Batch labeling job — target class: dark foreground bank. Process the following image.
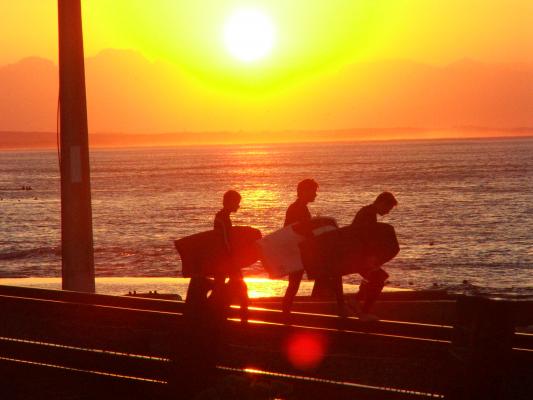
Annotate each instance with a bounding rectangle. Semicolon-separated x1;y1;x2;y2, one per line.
0;285;531;399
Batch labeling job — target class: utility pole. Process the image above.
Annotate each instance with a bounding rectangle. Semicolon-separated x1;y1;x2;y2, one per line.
58;0;95;292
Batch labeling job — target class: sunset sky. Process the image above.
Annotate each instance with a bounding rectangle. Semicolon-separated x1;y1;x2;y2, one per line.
1;0;532;143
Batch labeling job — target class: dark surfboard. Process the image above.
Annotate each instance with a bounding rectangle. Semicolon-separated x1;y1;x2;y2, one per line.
174;226;262;277
301;222;399;279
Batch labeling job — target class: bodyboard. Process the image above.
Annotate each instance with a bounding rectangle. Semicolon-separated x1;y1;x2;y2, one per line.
301;222;399;278
257;217;338;278
174;226;262;277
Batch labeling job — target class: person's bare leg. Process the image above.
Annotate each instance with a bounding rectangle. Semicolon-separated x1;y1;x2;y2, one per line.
361;281;385;313
311;276;333;298
359;268;388;320
282;270;304;315
211;274;226;303
356;279;369;308
331;275;351;317
236;278;249;324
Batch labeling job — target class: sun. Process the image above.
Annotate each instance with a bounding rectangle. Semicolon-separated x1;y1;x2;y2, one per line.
223;8;276;63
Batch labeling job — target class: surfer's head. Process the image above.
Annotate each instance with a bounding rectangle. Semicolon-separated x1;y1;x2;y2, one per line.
223;190;241;212
374;191;397;216
297;179;318;203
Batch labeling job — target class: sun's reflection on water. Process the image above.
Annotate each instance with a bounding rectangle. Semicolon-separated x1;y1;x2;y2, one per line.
0;276;404;299
244;277;287;298
239;188;281;208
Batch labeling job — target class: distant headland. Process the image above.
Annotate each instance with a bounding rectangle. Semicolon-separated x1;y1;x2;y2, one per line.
1;127;532;150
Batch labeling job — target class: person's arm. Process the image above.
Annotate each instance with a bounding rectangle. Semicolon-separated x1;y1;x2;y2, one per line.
284;203;297;227
214;213;242;276
351;205;380;270
214;215;232;255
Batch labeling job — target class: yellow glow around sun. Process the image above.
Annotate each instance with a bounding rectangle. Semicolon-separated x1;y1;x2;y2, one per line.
223;8;276;63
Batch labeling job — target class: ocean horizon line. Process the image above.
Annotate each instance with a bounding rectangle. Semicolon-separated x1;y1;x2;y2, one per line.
1;128;532;151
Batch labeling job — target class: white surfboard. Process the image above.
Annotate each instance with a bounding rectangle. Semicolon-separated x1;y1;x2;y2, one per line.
258;217;337;278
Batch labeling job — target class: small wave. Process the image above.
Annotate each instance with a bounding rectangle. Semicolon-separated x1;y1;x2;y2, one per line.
0;186;33;191
0;246;60;260
437;282;533;299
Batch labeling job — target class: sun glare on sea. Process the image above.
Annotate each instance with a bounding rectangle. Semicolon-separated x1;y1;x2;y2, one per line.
223;8;276;63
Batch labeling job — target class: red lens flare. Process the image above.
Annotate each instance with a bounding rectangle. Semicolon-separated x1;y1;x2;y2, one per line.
285;332;328;370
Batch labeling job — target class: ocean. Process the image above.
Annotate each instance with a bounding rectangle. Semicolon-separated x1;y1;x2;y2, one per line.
1;137;532;297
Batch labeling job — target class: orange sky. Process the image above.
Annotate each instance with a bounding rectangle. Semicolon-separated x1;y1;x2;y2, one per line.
0;1;532;144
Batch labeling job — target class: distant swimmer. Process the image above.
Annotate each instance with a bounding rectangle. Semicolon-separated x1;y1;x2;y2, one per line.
349;191;398;321
282;179;349;318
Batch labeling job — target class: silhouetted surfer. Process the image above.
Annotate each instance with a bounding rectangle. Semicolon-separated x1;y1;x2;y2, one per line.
282;179;348;318
175;190;257;393
213;190;249;324
350;192;398;321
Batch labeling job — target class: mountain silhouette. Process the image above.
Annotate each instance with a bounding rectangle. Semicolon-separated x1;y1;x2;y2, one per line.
0;49;531;142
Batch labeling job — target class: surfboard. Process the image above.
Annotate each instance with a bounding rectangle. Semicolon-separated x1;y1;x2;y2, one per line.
174;226;262;278
301;222;399;279
257;217;337;278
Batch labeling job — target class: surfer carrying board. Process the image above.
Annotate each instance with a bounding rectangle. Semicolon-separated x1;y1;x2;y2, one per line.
282;179;348;318
350;191;398;321
212;190;249;324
